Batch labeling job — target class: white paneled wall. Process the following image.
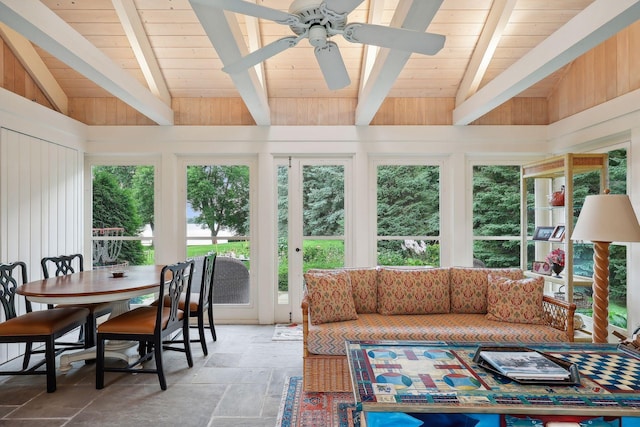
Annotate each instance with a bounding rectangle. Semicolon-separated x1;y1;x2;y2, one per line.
0;127;82;364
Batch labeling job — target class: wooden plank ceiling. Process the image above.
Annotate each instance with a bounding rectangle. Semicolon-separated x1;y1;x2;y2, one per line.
1;0;639;126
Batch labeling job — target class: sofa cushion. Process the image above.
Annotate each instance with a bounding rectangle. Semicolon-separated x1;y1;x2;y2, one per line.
304;270;359;325
306;313;568;356
450;267;524;313
377;267;450;315
307;268;378;314
345;268;378;313
486;275;545;324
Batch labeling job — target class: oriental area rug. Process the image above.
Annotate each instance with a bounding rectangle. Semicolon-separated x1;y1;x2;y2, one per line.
276;376;358;427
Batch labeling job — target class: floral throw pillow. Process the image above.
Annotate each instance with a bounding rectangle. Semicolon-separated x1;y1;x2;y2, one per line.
377;268;450;315
450;267;524;314
304;270;359;325
345;268;378;313
486;275;545;324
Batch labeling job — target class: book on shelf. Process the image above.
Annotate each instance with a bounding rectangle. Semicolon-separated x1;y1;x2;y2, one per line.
472;346;580;385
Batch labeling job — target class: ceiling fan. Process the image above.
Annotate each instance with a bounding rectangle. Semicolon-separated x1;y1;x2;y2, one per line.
209;0;445;90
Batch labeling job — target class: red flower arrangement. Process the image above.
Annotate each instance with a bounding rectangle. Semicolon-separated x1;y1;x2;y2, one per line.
545;248;565;267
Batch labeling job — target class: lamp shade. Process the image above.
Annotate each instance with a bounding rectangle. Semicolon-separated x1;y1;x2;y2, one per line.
571;194;640;243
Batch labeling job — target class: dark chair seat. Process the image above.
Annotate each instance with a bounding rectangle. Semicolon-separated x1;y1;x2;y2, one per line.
41;254;114;349
155;253;217;355
0;261;90;393
0;308;90;336
99;306;182;334
96;260;194;391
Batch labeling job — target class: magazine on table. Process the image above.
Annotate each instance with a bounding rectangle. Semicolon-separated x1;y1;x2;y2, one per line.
472;346;580;385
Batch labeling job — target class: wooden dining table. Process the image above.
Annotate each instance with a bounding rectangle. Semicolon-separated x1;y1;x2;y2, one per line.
17;265;164;371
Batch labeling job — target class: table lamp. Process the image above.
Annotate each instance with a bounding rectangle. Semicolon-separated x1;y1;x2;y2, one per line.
571;191;640;343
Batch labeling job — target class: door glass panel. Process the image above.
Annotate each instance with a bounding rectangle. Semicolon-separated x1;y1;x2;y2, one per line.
302;165;345;271
277;165;289;304
276;162;346;322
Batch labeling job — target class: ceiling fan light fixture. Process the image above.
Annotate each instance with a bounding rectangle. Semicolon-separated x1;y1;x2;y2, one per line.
308;25;327;47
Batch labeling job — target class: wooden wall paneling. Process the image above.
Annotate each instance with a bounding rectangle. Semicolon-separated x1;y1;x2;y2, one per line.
172;98;253;125
593;41;608;106
617;27;630;96
1;40;54;111
69;97;156;125
3;43;15;92
630;23;640;91
583;49;595;108
547;21;640;122
604;37;618;101
0;39;4;85
471;98;548;125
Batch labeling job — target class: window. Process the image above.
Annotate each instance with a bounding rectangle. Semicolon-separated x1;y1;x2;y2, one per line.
376;163;440;266
91;165;154;268
573;148;628;329
185;164;251;304
472;165;523;268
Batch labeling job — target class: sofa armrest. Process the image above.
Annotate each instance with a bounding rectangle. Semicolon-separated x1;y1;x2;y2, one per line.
542;295;576;342
301;293;310;357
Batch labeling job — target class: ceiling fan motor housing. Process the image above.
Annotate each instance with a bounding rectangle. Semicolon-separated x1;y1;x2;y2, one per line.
288;0;347;37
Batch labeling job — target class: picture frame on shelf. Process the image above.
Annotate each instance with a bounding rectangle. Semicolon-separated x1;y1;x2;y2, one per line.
549;225;566;242
533;226;555;241
532;261;551;275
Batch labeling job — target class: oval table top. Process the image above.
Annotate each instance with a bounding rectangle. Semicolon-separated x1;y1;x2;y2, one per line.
17;265;164;304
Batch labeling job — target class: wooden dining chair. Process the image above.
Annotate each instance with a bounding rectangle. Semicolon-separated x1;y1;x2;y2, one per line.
41;254;113;349
0;261;90;392
158;253;217;355
96;260;195;390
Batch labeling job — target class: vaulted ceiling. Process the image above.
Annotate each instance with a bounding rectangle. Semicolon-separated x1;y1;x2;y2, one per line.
1;0;639;126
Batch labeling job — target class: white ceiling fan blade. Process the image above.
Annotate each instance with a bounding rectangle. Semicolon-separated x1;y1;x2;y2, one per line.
207;0;301;25
344;23;445;55
323;0;364;15
314;42;350;90
223;36;300;74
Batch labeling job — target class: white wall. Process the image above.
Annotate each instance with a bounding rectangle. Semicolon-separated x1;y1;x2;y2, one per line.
0;90;85;364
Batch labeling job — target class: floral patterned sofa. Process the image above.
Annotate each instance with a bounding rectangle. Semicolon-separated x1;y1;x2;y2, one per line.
301;267;576;392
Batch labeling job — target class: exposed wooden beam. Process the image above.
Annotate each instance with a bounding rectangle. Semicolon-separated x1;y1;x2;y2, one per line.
245;1;266;90
190;0;270;125
0;23;68;114
355;0;443;126
453;0;640;125
455;0;516;106
112;0;171;106
0;0;174;125
358;0;384;93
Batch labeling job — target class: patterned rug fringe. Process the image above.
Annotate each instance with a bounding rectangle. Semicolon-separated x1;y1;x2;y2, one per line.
275;376;357;427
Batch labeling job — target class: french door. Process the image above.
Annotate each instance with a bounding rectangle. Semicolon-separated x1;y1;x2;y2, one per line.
275;157;350;323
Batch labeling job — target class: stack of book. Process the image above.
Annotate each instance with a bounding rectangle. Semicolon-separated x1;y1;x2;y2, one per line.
473;346;580;385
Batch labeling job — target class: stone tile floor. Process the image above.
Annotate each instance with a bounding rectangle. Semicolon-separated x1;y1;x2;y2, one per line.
0;324;302;426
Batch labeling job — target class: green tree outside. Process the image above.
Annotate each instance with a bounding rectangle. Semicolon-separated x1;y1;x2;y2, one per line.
187;165;250;238
92;169;145;266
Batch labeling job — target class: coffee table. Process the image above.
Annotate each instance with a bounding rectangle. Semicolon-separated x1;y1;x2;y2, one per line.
346;340;640;426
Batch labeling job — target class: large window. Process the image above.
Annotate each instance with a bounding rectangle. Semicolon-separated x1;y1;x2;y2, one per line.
472;165;523;268
185;164;251;305
91;165;154;268
573;148;628;329
376;163;440;266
